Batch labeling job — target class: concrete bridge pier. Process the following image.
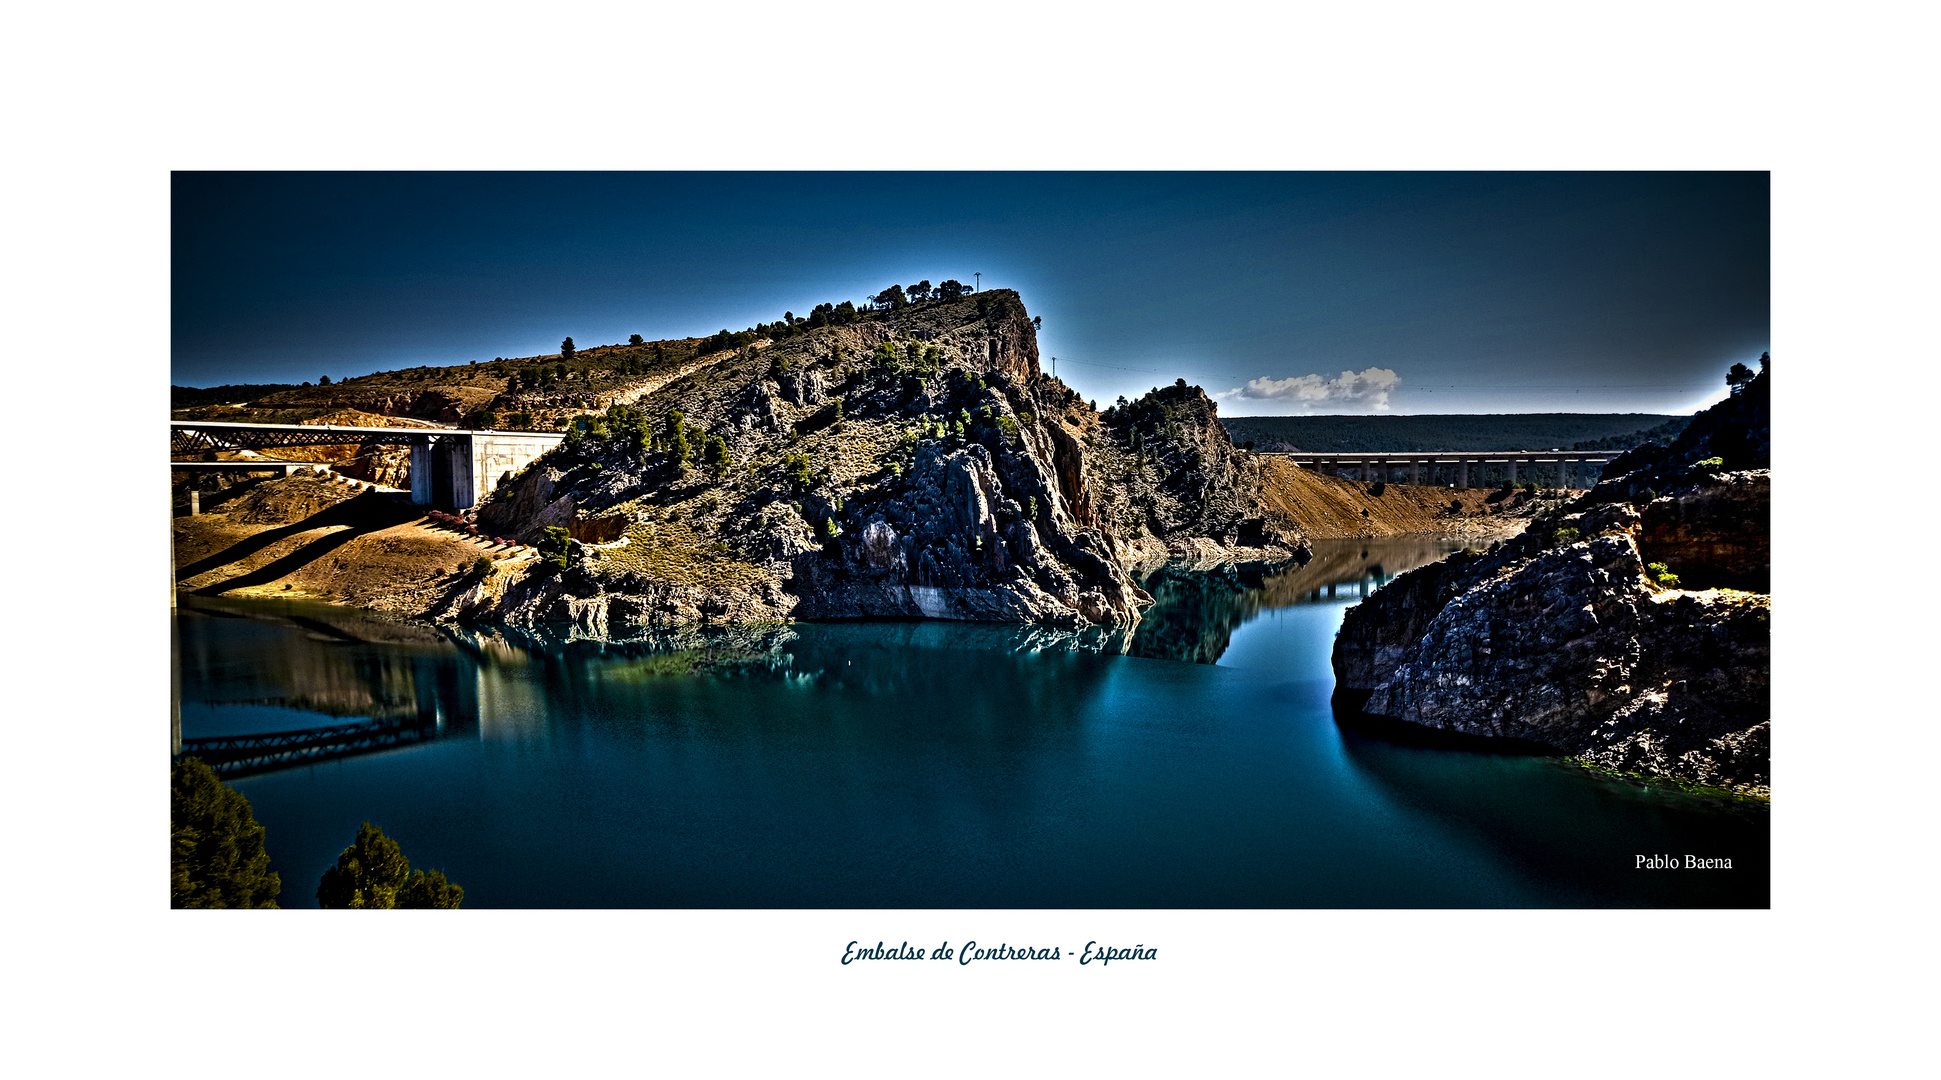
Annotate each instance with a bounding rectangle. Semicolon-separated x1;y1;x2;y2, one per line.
1410;461;1421;484
1456;460;1468;489
1507;460;1518;485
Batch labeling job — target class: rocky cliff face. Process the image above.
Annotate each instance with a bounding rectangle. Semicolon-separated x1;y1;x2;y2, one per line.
1093;380;1283;559
441;291;1298;633
1333;365;1771;794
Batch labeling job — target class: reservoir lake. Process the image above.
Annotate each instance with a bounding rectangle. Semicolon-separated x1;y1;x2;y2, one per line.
176;537;1769;908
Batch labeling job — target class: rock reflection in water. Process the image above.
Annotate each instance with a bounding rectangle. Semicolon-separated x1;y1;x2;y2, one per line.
445;618;1132;751
1129;537;1469;665
179;537;1478;762
178;598;1138;773
178;596;476;728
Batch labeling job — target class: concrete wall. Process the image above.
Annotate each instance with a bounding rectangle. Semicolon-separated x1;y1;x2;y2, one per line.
411;432;563;510
472;433;564;505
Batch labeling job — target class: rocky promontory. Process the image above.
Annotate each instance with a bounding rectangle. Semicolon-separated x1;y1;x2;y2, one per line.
1333;365;1771;795
435;290;1302;634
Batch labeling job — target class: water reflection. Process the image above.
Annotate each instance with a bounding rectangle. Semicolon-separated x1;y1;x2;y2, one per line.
1333;727;1770;906
176;539;1478;770
1129;537;1468;664
173;536;1766;908
176;598;1132;775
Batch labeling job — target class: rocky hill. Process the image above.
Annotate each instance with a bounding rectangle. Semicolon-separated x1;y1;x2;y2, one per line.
172;333;721;431
434;291;1302;633
1332;363;1771;795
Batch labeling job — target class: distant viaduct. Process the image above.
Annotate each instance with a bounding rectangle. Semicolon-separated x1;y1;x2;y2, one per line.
1254;449;1615;488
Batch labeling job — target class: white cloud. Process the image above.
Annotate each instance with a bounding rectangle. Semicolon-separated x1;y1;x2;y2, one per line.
1216;367;1401;410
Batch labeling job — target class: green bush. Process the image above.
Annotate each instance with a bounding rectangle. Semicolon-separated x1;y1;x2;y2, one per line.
1553;527;1580;544
1647;561;1681;588
703;433;731;473
538;525;572;569
784;453;814;490
472;556;494;576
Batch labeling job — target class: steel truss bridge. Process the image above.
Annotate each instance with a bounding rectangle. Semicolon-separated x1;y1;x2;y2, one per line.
170;419;469;455
170;420;564;510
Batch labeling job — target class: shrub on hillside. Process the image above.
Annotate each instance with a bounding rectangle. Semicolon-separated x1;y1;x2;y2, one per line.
537;525;572;569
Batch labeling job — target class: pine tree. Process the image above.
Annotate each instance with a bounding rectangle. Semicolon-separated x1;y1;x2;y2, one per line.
316;822;464;909
666;410;691;465
172;758;282;908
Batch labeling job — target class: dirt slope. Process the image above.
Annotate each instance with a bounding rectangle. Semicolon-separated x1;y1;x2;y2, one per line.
172;473;534;613
1255;457;1562;540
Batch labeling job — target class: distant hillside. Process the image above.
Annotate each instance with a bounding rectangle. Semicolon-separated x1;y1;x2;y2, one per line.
1220;413;1690;453
171;383;302;409
169;284;977;429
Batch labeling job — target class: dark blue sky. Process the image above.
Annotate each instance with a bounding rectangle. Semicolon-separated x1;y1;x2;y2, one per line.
173;172;1767;415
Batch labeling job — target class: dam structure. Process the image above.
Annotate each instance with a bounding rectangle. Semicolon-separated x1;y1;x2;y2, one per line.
170;420;565;511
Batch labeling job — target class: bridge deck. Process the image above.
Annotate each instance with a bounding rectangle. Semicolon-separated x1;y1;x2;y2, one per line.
171;420;554;453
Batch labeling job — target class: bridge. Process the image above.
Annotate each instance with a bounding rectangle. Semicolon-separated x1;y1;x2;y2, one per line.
176;715;446;778
171;421;564;510
1257;449;1616;488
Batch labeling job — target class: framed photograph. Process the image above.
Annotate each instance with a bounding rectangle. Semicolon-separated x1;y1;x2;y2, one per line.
170;172;1770;913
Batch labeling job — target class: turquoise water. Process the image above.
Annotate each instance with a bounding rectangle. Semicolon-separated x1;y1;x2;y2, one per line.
177;539;1768;907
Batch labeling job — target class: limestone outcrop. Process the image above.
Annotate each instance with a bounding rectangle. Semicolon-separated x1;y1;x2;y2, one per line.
449;291;1300;632
1333;366;1771;793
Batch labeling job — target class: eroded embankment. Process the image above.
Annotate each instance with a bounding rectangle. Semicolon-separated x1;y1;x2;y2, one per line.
172;472;535;614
